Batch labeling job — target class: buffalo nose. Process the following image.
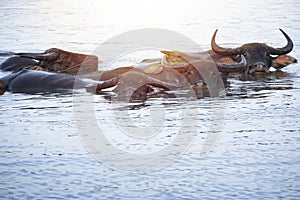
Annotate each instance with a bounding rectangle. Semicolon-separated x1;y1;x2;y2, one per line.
254;62;266;71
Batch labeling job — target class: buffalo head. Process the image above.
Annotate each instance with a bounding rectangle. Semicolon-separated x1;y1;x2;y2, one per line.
211;29;297;75
16;48;98;75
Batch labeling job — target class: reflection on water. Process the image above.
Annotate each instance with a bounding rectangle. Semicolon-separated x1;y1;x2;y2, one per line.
226;71;296;99
1;0;300;199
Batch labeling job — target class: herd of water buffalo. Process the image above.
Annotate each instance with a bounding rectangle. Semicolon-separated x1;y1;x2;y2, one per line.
0;29;297;99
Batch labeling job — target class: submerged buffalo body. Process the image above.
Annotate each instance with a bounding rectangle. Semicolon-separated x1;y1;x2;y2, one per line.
93;60;222;99
0;48;98;75
0;70;89;95
0;57;39;72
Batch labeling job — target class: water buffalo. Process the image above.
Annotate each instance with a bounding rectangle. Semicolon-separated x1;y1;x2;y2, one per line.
212;28;297;74
0;57;39;71
0;48;98;75
93;60;224;100
0;69;90;95
160;29;297;75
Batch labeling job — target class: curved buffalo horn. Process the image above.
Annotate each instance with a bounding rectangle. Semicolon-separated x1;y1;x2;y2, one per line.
211;29;241;56
268;29;293;55
15;51;58;61
215;55;247;73
0;51;16;57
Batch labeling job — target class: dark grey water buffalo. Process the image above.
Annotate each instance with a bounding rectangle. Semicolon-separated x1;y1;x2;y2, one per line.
0;57;39;71
160;29;297;75
0;69;90;95
0;48;98;75
211;29;297;74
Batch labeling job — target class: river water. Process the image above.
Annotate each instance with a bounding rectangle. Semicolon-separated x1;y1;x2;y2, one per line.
0;0;300;199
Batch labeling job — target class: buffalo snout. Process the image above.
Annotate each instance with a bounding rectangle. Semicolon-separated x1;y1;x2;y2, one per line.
247;61;270;74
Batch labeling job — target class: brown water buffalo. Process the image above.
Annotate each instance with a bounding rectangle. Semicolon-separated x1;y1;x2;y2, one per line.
0;48;98;75
160;50;246;73
92;60;223;100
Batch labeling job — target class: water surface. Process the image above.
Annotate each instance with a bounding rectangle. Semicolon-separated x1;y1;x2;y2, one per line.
0;0;300;199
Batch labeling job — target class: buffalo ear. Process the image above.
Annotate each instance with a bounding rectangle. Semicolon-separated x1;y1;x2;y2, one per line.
272;55;297;69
